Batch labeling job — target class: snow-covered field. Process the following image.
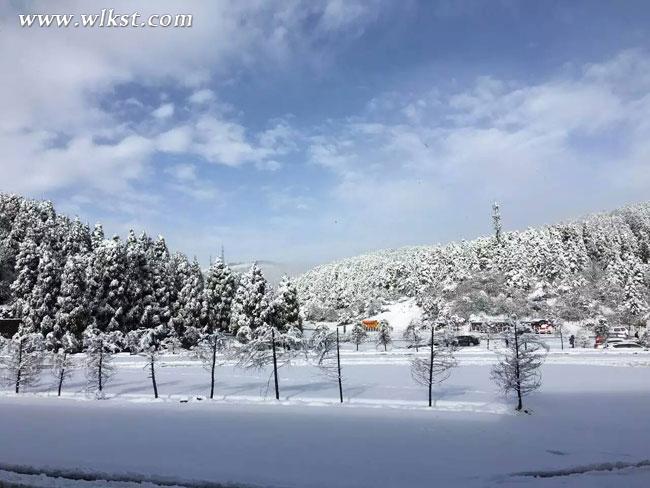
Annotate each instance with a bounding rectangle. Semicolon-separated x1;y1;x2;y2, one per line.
1;344;650;487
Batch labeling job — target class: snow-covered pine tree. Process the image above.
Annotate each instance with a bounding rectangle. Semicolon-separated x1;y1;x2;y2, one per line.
150;236;173;330
9;237;40;330
83;324;122;396
29;246;61;335
55;255;90;340
623;261;648;319
124;230;155;333
265;276;302;332
348;322;368;351
85;236;128;333
49;331;78;397
174;258;204;347
203;258;236;331
124;329;145;355
0;330;44;393
230;262;268;334
491;317;547;411
375;319;393;352
90;223;105;250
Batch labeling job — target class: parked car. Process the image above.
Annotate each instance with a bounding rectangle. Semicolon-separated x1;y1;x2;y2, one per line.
454;335;480;347
535;323;554;334
609;326;629;338
609;341;644;349
602;337;627;348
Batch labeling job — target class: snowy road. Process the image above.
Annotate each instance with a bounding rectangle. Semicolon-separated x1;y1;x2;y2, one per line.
1;348;649;487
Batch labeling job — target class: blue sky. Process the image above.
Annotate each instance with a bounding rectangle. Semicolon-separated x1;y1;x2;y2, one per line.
2;1;650;270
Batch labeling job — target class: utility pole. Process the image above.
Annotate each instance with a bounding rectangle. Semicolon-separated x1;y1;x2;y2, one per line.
492;201;502;244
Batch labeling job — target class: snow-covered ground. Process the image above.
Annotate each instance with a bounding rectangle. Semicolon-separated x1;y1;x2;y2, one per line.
1;345;650;487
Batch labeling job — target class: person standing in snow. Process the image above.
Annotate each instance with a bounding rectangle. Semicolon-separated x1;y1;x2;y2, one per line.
569;335;575;348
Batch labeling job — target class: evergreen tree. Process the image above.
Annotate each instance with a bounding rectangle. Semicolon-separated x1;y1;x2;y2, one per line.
230;263;268;333
265;276;302;332
203;258;236;331
55;255;90;340
9;238;40;330
375;319;393;352
349;322;368;351
85;236;128;332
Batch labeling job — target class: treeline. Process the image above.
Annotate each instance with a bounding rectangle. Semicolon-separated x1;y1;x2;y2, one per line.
297;202;650;329
0;194;302;351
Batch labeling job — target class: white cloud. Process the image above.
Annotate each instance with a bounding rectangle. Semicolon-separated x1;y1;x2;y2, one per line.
307;50;650;243
164;163;220;202
0;0;384;197
152;103;175;119
188;89;216;105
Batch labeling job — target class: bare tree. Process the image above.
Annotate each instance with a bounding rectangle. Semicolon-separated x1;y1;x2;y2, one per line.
491;317;547;411
83;326;122;397
195;329;228;399
310;325;344;403
0;331;44;393
138;327;166;399
554;320;568;350
410;324;457;407
235;325;298;400
49;331;78;397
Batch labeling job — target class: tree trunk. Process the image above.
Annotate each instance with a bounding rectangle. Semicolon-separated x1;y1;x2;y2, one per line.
150;355;158;399
513;321;523;411
336;327;343;403
356;342;359;351
559;329;564;350
428;326;434;407
271;328;279;400
15;338;23;394
58;353;66;397
383;342;387;352
98;347;103;392
210;340;217;399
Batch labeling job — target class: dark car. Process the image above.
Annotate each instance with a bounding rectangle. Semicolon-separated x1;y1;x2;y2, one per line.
454;335;480;347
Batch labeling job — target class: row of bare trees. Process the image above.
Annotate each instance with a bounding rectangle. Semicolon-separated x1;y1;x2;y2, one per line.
1;315;546;411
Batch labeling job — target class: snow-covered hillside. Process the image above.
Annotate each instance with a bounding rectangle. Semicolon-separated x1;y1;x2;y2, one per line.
297;202;650;330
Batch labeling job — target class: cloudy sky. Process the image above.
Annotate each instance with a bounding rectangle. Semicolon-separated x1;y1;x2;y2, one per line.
2;1;650;270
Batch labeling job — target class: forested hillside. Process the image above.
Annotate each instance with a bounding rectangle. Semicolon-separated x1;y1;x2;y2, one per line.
297;203;650;329
0;194;301;349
